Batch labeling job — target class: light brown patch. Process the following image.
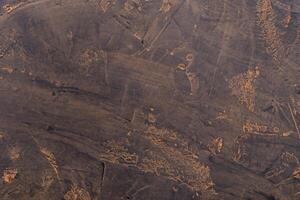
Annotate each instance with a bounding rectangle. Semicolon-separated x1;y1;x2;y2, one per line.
64;185;91;200
229;67;260;112
2;168;17;184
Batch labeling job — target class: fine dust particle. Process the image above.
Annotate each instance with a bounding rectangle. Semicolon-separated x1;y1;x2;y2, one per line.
2;168;18;184
64;185;91;200
8;147;20;161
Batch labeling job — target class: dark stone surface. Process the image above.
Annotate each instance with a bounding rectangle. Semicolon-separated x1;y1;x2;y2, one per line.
0;0;299;199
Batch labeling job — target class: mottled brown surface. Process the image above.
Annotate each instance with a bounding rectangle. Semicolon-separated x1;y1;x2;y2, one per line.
0;0;299;199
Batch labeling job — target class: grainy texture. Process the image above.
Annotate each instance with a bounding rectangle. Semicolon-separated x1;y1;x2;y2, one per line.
0;0;299;199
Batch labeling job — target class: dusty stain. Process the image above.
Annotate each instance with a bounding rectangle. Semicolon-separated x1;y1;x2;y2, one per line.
2;168;17;184
229;66;260;112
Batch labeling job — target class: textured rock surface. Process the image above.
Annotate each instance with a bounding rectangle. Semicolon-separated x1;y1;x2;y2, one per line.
0;0;299;199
